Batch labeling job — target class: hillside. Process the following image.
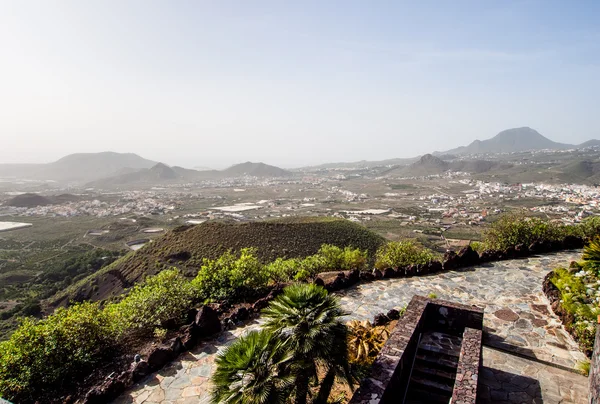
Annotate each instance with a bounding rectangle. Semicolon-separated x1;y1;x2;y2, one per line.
86;161;292;188
222;161;291;177
0;152;157;183
439;127;572;155
48;218;385;306
5;193;54;208
383;154;448;176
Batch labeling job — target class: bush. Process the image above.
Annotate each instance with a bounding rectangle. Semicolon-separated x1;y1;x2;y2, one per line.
581;216;600;240
550;267;599;353
191;248;268;301
374;241;438;269
317;244;367;271
0;302;115;401
106;268;196;334
483;213;567;251
265;258;302;283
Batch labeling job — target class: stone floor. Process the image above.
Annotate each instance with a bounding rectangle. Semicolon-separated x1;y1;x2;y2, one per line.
339;251;587;369
478;347;588;403
114;251;588;403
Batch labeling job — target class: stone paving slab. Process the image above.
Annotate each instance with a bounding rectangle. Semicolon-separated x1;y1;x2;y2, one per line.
478;347;588;403
114;251;587;403
338;251;587;369
113;321;263;404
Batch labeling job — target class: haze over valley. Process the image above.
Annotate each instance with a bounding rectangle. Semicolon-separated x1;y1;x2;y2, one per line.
1;2;600;403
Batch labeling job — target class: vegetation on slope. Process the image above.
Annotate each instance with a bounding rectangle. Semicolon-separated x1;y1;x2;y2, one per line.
0;244;369;402
50;218;385;305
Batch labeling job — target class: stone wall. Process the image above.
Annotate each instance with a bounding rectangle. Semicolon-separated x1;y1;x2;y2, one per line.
349;295;484;403
451;327;482;404
590;323;600;403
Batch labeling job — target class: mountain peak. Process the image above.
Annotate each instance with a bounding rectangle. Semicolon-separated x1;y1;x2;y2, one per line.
442;127;572;155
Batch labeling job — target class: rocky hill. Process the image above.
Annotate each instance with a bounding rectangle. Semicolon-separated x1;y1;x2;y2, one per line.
221;162;291;177
438;127;597;156
0;152;157;183
48;218;385;307
5;193;54;208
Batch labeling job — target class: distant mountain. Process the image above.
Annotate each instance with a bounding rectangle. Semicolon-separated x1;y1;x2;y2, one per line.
0;152;157;183
578;139;600;148
86;161;292;188
4;193;81;208
86;163;182;187
222;162;291;177
5;193;54;208
437;127;574;156
383;154;514;177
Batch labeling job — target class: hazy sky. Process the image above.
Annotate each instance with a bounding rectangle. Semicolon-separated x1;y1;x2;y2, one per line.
1;1;599;168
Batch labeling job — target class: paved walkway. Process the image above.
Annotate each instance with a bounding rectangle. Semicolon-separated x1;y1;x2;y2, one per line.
115;251;588;404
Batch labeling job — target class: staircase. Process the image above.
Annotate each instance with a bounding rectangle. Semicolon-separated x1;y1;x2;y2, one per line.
404;331;462;403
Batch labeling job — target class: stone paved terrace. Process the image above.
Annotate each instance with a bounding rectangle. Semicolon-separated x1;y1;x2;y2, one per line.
114;251;588;404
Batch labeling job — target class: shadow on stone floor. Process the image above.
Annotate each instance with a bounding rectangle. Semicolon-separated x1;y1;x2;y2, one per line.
477;366;542;403
483;332;539;359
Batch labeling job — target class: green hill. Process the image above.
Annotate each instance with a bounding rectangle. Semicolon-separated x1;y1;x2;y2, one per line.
48;218;385;307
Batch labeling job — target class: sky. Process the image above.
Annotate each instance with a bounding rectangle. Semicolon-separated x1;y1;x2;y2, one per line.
1;1;599;169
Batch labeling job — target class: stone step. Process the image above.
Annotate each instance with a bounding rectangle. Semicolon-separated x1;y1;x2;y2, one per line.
404;382;452;403
417;343;461;358
408;375;454;393
415;353;459;371
412;363;457;382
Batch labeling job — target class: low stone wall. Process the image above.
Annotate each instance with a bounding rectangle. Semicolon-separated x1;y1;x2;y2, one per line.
451;327;482;404
590;324;600;403
349;295;484;403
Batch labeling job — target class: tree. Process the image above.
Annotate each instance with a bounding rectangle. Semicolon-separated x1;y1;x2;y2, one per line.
211;330;293;404
262;284;352;404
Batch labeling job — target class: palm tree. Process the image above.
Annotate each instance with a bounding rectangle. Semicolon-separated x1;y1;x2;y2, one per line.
583;237;600;273
262;283;352;404
211;330;293;404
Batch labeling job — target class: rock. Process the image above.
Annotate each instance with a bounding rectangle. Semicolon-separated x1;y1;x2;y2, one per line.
147;345;176;370
503;246;516;259
195;306;221;338
313;277;325;287
427;261;442;274
327;273;347;292
344;269;360;285
359;271;375;281
564;235;584;249
372;269;383;279
373;313;390;326
543;272;561;303
252;296;272;312
180;323;199;350
528;240;543;254
382;268;396;278
415;264;427;275
84;377;127;404
405;264;417;276
479;250;499;262
386;309;400;320
457;246;479;268
494;309;519;322
186;308;199;324
232;307;249;323
443;250;460;270
514;243;529;257
131;360;150;382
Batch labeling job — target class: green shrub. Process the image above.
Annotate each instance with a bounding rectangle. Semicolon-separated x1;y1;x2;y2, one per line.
265;258;302;283
483;213;566;251
191;248;268;301
316;244;367;271
374;241;438;269
0;302;115;400
550;267;599;353
581;216;600;240
106;268;195;334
